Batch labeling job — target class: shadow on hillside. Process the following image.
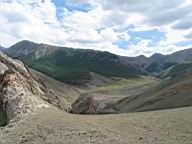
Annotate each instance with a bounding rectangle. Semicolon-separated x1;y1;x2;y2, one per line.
0;106;7;127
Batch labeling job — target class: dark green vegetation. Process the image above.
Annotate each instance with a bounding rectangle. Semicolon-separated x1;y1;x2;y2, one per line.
145;62;176;73
158;63;192;78
4;40;192;84
5;40;145;84
145;49;192;77
28;50;145;84
167;63;192;76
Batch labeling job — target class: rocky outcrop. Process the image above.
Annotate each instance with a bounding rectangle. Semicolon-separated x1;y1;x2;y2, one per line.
70;93;98;114
0;52;64;125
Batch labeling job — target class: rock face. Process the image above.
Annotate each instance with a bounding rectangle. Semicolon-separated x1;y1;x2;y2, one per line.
70;93;98;114
0;52;63;124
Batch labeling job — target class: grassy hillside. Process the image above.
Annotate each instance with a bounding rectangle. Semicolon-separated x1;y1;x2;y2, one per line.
104;70;192;113
5;40;192;82
164;63;192;77
145;62;176;73
96;77;157;92
22;48;145;84
157;63;192;79
144;48;192;76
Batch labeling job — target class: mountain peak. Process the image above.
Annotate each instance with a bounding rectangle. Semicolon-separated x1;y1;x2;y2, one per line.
150;53;164;57
137;54;147;59
10;39;40;47
5;40;40;58
149;53;165;61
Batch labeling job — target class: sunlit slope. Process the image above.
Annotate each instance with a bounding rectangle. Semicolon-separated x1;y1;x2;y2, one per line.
106;71;192;113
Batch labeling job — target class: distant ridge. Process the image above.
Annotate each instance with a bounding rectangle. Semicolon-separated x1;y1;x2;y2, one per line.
4;40;192;83
0;46;5;51
4;40;145;84
105;69;192;113
5;40;41;58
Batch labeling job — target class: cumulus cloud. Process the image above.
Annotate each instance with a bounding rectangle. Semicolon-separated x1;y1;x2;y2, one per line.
0;0;63;45
185;31;192;39
172;16;192;30
96;0;192;27
0;0;192;56
148;4;192;26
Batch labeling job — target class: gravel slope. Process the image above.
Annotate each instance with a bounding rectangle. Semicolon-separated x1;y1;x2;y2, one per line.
0;106;192;144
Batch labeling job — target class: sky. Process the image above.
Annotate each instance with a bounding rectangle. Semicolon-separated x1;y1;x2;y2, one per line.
0;0;192;56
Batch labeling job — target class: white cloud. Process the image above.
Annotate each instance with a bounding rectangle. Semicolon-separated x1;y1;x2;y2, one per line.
0;0;64;45
100;28;118;42
0;0;192;56
0;1;125;55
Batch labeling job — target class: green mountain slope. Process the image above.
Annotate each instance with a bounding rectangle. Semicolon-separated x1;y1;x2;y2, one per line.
4;41;145;84
4;40;192;83
22;48;145;84
143;49;192;77
105;70;192;113
157;63;192;78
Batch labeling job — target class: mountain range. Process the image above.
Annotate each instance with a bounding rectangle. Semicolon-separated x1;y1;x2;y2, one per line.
1;41;192;144
1;44;192;116
4;40;145;84
104;69;192;113
3;40;192;84
0;46;4;51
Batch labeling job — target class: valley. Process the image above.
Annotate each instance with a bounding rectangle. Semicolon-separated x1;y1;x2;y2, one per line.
32;67;159;113
1;0;192;143
0;41;192;144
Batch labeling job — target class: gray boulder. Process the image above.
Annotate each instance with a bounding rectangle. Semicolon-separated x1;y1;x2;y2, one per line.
70;93;98;114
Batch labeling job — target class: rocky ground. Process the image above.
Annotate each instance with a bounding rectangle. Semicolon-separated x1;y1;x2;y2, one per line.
0;106;192;144
0;51;192;144
0;51;74;125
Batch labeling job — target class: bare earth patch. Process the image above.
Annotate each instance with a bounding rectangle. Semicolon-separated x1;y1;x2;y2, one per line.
0;106;192;144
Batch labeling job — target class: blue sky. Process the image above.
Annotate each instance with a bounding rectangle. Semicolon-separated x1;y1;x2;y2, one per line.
53;0;94;19
0;0;192;56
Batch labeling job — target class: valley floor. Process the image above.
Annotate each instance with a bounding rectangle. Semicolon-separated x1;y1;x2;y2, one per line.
1;106;192;144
